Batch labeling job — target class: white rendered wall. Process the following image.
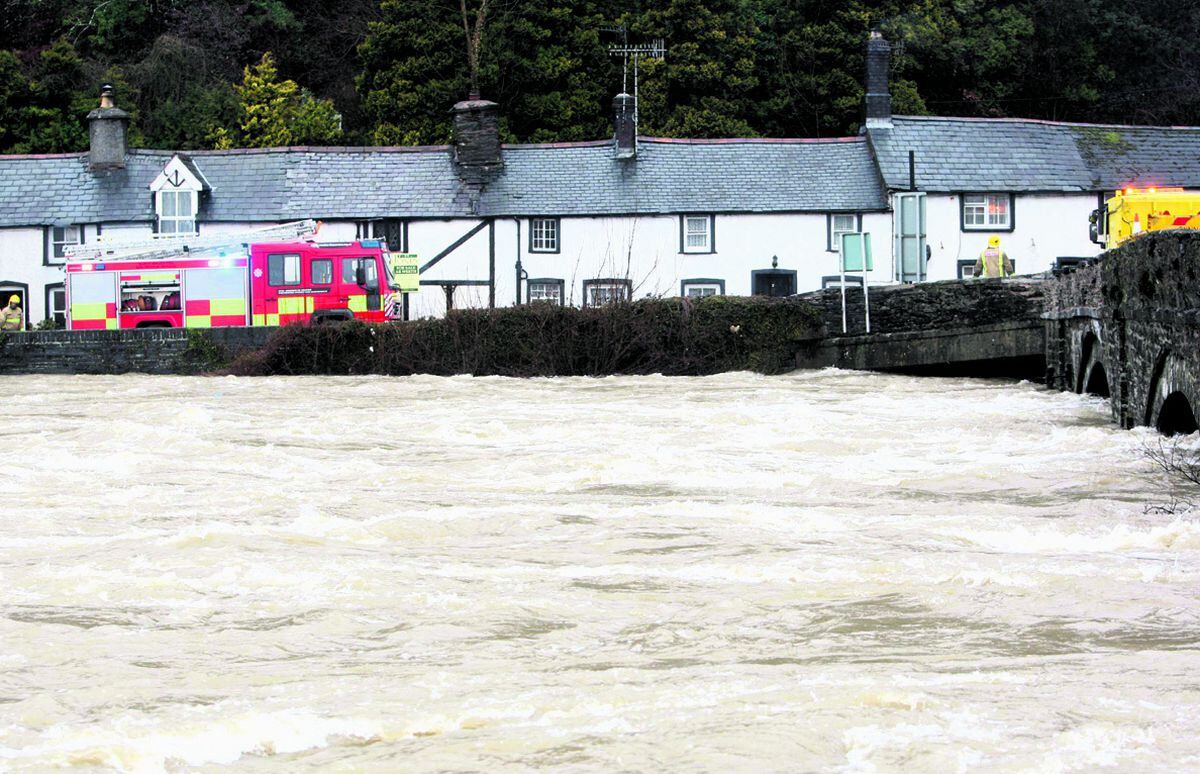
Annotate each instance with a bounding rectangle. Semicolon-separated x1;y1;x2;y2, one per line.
921;193;1102;281
0;227;62;324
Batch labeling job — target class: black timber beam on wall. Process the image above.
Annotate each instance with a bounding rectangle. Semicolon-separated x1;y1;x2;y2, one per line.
420;220;490;274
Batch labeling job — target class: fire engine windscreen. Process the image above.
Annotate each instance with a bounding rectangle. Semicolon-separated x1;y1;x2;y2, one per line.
382;259;401;292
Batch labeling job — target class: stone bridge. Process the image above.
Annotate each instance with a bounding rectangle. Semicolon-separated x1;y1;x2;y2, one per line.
795;278;1048;378
1044;231;1200;434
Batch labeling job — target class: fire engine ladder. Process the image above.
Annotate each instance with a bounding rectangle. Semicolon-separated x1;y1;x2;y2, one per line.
63;220;320;262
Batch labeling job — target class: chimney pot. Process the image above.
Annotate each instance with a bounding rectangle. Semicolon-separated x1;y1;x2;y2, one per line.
87;84;129;170
613;93;636;159
864;31;893;129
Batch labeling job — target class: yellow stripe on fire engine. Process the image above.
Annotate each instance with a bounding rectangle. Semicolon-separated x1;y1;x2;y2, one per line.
277;296;309;316
70;302;109;320
185;315;212;329
347;295;367;313
210;298;246;316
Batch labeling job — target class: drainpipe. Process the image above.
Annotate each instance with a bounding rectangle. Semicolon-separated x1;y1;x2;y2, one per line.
512;217;526;304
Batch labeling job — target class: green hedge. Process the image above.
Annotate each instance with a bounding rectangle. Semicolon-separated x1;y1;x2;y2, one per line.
228;296;822;377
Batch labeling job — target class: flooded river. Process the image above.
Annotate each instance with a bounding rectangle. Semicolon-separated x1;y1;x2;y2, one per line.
1;371;1198;771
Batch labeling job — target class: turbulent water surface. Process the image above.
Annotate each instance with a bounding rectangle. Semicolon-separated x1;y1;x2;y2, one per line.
1;371;1199;771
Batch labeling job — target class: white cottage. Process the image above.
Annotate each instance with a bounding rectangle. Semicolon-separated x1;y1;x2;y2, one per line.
3;36;1200;328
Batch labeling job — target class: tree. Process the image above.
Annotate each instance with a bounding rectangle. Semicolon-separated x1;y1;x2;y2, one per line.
214;52;341;148
357;0;468;145
631;0;761;138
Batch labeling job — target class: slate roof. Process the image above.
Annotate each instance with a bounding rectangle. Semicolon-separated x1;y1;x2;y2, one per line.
870;115;1200;193
482;138;887;215
0;137;887;228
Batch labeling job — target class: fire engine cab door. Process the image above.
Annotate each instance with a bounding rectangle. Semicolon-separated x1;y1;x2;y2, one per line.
342;257;380;313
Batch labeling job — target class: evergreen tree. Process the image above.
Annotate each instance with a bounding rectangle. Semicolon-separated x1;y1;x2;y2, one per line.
214;52;341;148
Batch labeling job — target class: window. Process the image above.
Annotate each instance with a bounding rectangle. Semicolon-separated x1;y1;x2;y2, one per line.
583;278;631;306
527;278;564;305
342;257;378;288
45;283;66;327
356;219;407;252
311;259;333;285
49;225;82;262
957;259;1016;279
827;213;862;252
680;215;714;253
681;279;725;298
158;190;196;235
961;193;1012;231
529;218;560;253
268;253;301;286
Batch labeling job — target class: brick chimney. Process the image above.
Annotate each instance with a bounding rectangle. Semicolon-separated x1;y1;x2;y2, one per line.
614;92;635;159
87;84;129;170
863;32;892;129
452;95;503;183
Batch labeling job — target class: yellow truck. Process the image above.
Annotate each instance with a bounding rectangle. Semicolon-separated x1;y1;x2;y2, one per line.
1090;187;1200;250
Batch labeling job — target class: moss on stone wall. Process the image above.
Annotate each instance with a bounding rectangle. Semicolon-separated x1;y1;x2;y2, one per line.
229;296;823;377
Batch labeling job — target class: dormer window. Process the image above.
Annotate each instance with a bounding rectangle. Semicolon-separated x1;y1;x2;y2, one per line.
150;154;208;236
157;190;196;235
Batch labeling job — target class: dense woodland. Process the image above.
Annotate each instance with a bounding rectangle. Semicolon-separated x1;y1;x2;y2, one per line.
2;0;1199;153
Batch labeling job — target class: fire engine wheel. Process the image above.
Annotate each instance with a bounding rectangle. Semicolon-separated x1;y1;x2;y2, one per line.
311;312;352;325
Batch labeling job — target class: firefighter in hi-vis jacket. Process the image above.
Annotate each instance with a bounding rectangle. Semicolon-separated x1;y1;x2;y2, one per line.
1;295;23;331
974;236;1014;279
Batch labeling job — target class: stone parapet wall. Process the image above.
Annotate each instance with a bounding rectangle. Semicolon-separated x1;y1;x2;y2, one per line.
800;277;1046;337
0;327;273;375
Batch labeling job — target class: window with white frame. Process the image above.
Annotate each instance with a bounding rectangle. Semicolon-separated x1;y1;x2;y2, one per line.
583;278;631;306
681;279;724;298
49;225;82;262
681;215;713;253
961;193;1011;230
527;278;564;305
529;218;560;253
157;190;196;235
828;213;860;252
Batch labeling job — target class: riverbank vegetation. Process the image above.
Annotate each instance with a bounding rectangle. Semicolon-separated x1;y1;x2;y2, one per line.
2;0;1197;153
1145;438;1200;513
227;296;821;377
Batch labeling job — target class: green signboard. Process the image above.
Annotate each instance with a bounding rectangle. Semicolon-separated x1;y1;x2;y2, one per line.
390;253;420;293
840;233;873;272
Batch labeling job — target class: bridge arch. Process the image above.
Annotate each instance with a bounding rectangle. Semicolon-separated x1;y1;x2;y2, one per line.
1074;323;1107;397
1145;348;1200;434
1084;360;1110;398
1157;392;1198;436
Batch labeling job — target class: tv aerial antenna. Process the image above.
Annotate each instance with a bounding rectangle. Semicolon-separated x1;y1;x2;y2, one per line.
604;25;666;149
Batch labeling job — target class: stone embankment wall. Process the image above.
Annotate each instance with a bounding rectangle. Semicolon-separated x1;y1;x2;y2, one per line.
1044;230;1200;431
794;277;1047;375
0;327;273;375
800;278;1045;336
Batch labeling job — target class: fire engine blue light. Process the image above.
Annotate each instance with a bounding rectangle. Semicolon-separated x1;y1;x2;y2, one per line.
360;239;381;248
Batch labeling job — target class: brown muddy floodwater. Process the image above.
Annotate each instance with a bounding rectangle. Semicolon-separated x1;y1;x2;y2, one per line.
0;370;1198;771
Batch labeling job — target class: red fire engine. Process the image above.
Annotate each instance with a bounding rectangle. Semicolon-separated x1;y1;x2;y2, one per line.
63;221;406;330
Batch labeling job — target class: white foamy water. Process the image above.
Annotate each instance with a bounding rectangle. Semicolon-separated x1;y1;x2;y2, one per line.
1;370;1198;772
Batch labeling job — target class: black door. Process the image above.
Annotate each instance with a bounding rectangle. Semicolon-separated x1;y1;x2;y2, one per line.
752;271;796;297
